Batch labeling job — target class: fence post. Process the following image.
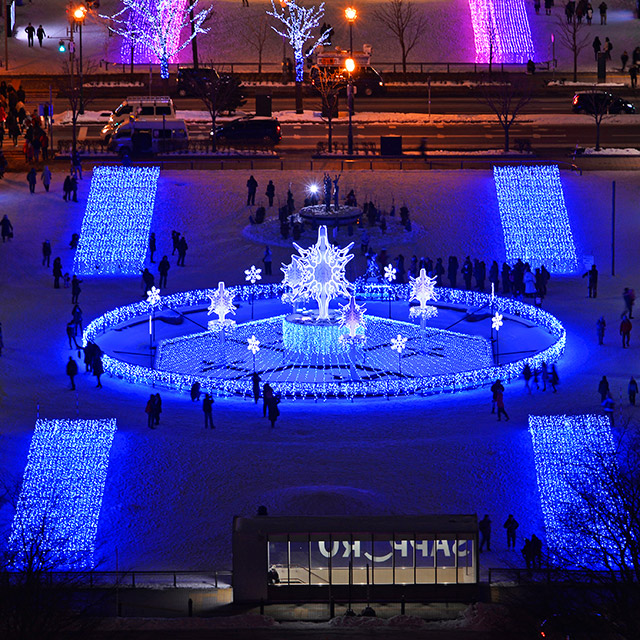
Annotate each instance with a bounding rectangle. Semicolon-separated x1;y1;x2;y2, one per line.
215;571;218;589
173;572;177;588
132;572;135;588
330;597;335;619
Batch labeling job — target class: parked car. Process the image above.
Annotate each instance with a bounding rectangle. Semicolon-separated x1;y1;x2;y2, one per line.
108;119;188;157
176;65;220;97
101;96;176;140
310;65;385;97
572;91;636;114
211;116;282;146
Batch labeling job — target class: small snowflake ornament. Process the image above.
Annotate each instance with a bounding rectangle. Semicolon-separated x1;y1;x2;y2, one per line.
384;264;397;283
390;334;408;354
146;286;161;306
244;265;262;284
492;312;504;331
247;335;261;355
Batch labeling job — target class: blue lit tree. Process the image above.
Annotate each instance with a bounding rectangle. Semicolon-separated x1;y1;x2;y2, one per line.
101;0;211;80
267;0;330;114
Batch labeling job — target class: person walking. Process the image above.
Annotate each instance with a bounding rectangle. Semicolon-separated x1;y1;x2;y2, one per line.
190;381;201;402
630;64;639;89
490;379;504;413
545;0;553;14
1;215;13;243
158;255;170;288
447;255;459;288
496;389;509;421
550;365;559;392
602;393;615;424
66;321;78;349
263;382;273;417
25;23;36;47
530;534;543;569
71;275;82;304
265;180;275;207
586;2;593;23
582;264;598;298
27;168;37;194
246;175;258;206
171;230;181;255
262;245;272;276
177;236;188;266
522;538;534;575
628;376;638;405
593;36;602;60
621;50;629;71
620;315;632;348
145;394;156;429
42;239;51;267
63;175;72;202
623;287;635;318
596;316;606;345
598;0;607;24
541;362;549;391
523;364;532;394
267;395;280;428
41;165;52;192
66;356;78;390
604;37;613;61
479;514;491;552
149;232;156;263
598;375;610;402
36;24;46;47
53;257;63;288
503;514;519;549
70;175;79;202
252;371;261;404
203;393;215;428
141;267;154;295
93;353;104;388
153;393;162;426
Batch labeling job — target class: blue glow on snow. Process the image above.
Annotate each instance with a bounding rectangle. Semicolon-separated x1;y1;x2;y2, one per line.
8;419;117;570
493;165;578;273
73;166;160;275
84;284;565;399
528;414;625;567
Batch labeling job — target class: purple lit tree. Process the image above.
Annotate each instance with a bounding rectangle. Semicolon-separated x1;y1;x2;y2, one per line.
267;0;330;114
101;0;211;80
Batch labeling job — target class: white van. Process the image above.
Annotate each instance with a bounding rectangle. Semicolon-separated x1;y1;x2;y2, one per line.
108;119;189;157
101;96;176;140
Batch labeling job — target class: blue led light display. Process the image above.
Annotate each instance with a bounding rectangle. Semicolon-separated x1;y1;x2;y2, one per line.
73;166;160;275
528;414;625;567
84;284;565;400
493;165;578;273
8;419;117;570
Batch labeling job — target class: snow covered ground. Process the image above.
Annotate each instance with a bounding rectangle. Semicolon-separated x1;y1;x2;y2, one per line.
5;0;640;79
1;168;639;574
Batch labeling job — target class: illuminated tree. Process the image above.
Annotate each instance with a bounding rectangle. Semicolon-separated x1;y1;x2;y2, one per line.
267;0;330;114
101;0;212;79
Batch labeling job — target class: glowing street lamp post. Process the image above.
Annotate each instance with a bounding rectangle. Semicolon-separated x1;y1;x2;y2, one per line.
244;265;262;320
72;5;87;114
279;0;288;82
146;286;161;369
247;335;260;373
492;312;503;365
345;57;355;156
345;7;357;56
384;264;396;318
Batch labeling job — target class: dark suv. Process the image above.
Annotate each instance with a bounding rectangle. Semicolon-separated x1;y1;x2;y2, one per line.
572;91;636;114
212;117;282;146
176;65;220;97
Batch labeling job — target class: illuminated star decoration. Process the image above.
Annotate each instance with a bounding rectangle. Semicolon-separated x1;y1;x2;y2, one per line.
247;334;261;355
408;268;438;320
281;254;308;309
338;296;367;347
244;265;262;284
146;285;161;306
492;312;504;331
390;334;408;353
384;264;397;282
291;225;354;320
207;281;237;330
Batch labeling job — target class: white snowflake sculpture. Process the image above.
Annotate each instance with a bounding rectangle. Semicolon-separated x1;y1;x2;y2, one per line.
281;254;307;308
492;312;504;331
244;265;262;284
384;264;397;283
338;296;366;348
247;335;261;355
390;334;408;353
146;285;161;306
290;225;354;320
207;281;237;330
409;268;438;320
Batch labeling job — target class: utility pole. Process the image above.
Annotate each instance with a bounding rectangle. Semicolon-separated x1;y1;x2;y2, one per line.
611;180;616;276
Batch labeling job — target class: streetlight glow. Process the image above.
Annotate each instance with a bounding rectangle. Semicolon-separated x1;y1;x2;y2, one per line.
73;6;87;21
345;7;357;22
345;57;355;73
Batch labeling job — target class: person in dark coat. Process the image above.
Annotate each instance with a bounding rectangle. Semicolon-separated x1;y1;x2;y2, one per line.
53;257;63;288
93;353;104;388
598;0;607;24
479;514;491;551
66;322;78;349
596;316;606;345
71;303;83;336
263;382;273;417
25;23;36;46
593;36;602;59
27;168;37;194
530;534;543;569
36;25;46;46
252;371;261;403
149;232;156;263
550;364;559;392
265;180;275;207
141;267;154;295
628;376;638;405
503;514;519;549
203;393;215;428
145;394;156;428
190;381;201;402
42;239;51;267
158;256;170;288
83;341;96;372
582;264;598;298
171;230;181;255
247;175;258;206
177;236;188;266
620;315;632;348
66;356;78;390
490;379;504;414
522;538;534;574
501;263;511;295
447;256;458;288
153;393;162;425
461;257;473;290
70;175;79;202
267;395;280;428
598;375;610;402
0;214;13;242
263;245;272;276
623;287;635;318
71;275;82;304
523;364;532;394
489;261;499;293
62;175;72;201
496;389;509;421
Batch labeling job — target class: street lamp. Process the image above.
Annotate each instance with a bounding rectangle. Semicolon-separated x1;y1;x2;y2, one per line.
345;7;357;56
345;57;355;156
280;0;288;83
72;5;87;114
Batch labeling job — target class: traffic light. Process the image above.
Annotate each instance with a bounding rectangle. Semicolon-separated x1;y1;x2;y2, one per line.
58;40;66;53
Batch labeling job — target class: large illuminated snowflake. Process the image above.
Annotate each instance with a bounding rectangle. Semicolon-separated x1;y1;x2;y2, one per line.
338;296;366;348
281;254;308;308
290;225;354;320
207;281;236;330
409;268;438;320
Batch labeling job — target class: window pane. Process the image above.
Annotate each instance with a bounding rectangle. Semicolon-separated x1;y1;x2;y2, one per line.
289;539;309;585
267;541;288;586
